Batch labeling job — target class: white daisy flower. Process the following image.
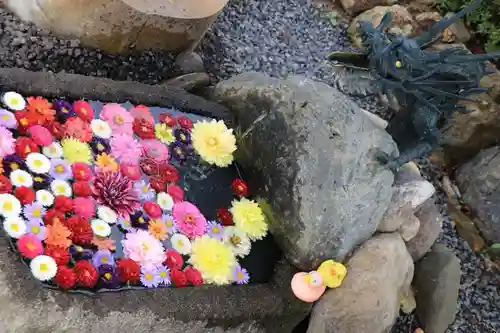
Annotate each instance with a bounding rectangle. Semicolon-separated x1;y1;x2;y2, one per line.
0;193;22;217
36;190;55;207
2;92;26;111
42;142;63;159
30;255;57;281
170;233;192;255
223;226;251;258
90;119;112;139
3;215;27;238
50;179;72;197
97;206;117;224
10;169;33;188
157;192;174;211
26;153;51;174
91;219;111;237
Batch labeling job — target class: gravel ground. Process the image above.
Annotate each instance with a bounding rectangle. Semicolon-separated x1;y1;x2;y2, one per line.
0;0;499;332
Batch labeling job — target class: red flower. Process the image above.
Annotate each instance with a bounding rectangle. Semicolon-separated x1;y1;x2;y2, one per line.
184;266;203;286
28;125;53;146
160;164;180;183
43;209;66;226
72;181;91;197
149;177;166;192
72;162;93;181
133;119;155;139
46;121;64;139
167;185;184;202
159;113;177;127
15;137;39;158
15;186;35;204
164;249;184;270
26;96;55;124
140;157;161;176
73;100;94;122
177;116;193;130
171;269;188;287
143;202;162;219
0;175;12;194
64;117;92;142
44;246;70;266
116;258;141;283
66;216;93;245
231;179;249;197
130;105;154;123
54;196;73;212
74;260;99;288
53;265;77;289
17;234;44;259
15;111;36;131
120;163;141;181
216;208;233;226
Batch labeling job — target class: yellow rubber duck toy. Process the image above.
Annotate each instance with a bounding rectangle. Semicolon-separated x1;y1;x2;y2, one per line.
317;259;347;288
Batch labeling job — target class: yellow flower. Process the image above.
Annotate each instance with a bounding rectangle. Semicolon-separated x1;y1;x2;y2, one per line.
191;119;236;167
190;235;236;285
317;260;347;288
229;198;268;240
95;153;118;172
61;138;92;164
155;123;175;144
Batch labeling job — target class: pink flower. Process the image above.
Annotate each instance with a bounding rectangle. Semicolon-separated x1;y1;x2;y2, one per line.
130;105;154;124
121;229;166;269
172;201;207;238
100;103;133;136
141;139;169;162
72;197;95;219
110;134;143;164
0;126;15;158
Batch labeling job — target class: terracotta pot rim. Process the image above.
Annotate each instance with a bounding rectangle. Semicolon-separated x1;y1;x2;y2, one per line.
120;0;229;19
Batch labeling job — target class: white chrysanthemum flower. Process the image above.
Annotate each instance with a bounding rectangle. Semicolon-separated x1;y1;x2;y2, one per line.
97;206;117;224
157;192;174;211
26;153;51;174
223;226;251;258
42;142;63;159
2;92;26;111
91;219;111;237
10;169;33;188
36;190;55;207
50;179;72;197
170;233;192;255
3;215;27;238
0;193;22;217
90;119;112;139
30;255;57;281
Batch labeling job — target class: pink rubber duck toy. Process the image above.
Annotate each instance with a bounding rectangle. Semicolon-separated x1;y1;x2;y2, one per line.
290;271;327;302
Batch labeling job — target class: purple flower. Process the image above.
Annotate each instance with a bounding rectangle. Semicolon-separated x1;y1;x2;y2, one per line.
206;221;224;240
169;142;193;163
2;154;26;174
32;174;53;191
26;219;46;241
233;265;250;285
0;109;17;128
174;128;191;144
133;180;155;201
161;214;177;234
70;245;94;260
130;210;150;229
90;137;111;155
53;100;75;122
92;250;115;268
140;266;161;288
157;265;171;286
98;264;120;289
23;203;46;222
49;158;72;180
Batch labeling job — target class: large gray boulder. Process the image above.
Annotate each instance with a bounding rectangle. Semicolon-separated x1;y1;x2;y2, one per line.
212;72;397;271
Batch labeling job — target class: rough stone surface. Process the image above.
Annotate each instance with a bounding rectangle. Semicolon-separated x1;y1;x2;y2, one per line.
455;146;500;243
211;72;397;271
413;244;461;333
307;233;414;333
339;0;397;15
406;199;443;261
175;52;206;74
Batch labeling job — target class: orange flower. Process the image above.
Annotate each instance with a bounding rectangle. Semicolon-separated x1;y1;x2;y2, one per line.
148;220;167;241
95;153;118;172
92;236;116;251
26;96;55;124
45;220;72;249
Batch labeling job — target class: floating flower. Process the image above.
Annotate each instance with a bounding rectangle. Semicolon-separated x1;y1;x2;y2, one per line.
157;192;174;211
15;111;36;133
134;180;156;201
26;96;55;124
118;216;134;232
110;134;142;165
50;179;72;197
169;142;192;163
100;103;133;136
172;201;206;238
99;264;120;289
120;163;141;181
191;119;237;167
43;209;65;226
130;105;154;123
3;154;26;174
167;185;184;203
54;195;73;212
165;249;183;270
73;100;94;122
66;215;93;245
46;121;64;139
232;264;250;284
140;156;161;176
148;219;168;241
206;221;224;240
44;245;71;266
36;189;55;207
53;266;77;289
70;245;94;261
0;127;15;158
90;137;111;156
15;137;38;158
97;206;118;224
229;198;268;240
30;255;57;281
92;249;115;268
141;139;169;162
32;174;52;191
91;119;112;139
0;193;22;217
26;153;51;174
171;269;188;287
42;142;63;158
92;236;116;251
92;171;140;218
177;116;193;130
26;220;46;241
157;265;171;285
174;128;191;144
232;179;249;197
10;169;33;188
121;229;166;269
64;117;92;142
0;175;12;194
140;266;161;288
74;260;98;288
0;108;17;128
3;215;27;238
2;92;26;111
149;176;166;192
223;226;251;258
160;164;180;183
17;234;44;258
49;159;72;180
170;233;192;255
23;202;46;221
130;211;150;229
162;214;177;234
317;260;347;288
45;220;72;249
155;123;175;145
28;125;53;146
116;258;141;283
144;201;162;218
91;219;112;237
61;138;92;164
71;162;93;181
159;112;177;127
133;119;155;140
53;100;75;122
190;235;237;285
15;186;35;204
184;266;203;286
95;153;118;172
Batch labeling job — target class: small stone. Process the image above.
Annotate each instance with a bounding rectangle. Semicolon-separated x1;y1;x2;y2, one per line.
400;287;417;314
396;180;435;210
406;200;442;261
398;215;420;241
361;109;388;129
175;52;205;74
414;244;461;333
